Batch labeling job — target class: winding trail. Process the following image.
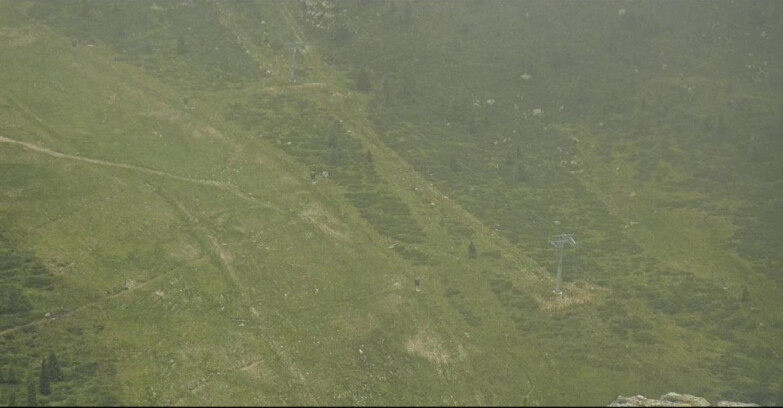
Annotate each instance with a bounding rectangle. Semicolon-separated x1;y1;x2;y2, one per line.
0;135;282;211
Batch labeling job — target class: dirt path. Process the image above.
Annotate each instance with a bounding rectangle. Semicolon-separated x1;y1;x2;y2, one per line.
0;134;221;186
0;135;282;211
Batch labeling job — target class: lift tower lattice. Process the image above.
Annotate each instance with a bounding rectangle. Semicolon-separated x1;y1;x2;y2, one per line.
550;233;576;296
285;41;304;82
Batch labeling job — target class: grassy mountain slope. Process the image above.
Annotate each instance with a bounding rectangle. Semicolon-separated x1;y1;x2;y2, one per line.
0;1;781;406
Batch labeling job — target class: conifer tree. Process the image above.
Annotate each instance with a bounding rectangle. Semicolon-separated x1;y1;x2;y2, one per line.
47;353;63;382
39;358;51;396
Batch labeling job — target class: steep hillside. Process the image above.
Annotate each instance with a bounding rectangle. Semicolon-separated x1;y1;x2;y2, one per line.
295;0;783;404
0;1;781;406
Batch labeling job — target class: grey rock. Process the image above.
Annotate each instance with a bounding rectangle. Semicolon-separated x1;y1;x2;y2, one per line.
660;392;710;407
609;395;679;407
715;402;760;407
610;392;759;407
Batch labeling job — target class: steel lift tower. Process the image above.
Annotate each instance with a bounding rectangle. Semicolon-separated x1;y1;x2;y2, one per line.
285;41;304;82
550;233;576;296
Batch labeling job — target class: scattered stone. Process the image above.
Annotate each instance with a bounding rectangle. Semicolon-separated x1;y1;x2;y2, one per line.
124;277;136;290
609;393;759;407
715;401;760;407
660;392;710;407
610;395;679;407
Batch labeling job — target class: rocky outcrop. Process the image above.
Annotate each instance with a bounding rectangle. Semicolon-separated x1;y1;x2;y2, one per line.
609;392;760;407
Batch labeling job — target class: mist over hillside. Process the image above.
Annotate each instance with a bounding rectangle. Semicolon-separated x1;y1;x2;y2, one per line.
0;1;781;406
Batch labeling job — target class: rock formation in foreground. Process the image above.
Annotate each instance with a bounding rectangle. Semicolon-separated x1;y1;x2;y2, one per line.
609;392;760;407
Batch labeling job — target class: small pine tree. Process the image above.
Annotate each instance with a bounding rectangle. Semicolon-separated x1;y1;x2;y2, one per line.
47;353;63;382
468;241;477;259
39;359;51;396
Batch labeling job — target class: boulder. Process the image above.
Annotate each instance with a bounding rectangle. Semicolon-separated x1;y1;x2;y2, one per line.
715;402;760;407
609;392;759;407
609;395;679;406
660;392;710;407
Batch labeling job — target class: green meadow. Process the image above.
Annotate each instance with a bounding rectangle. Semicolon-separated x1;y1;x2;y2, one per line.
0;1;781;406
